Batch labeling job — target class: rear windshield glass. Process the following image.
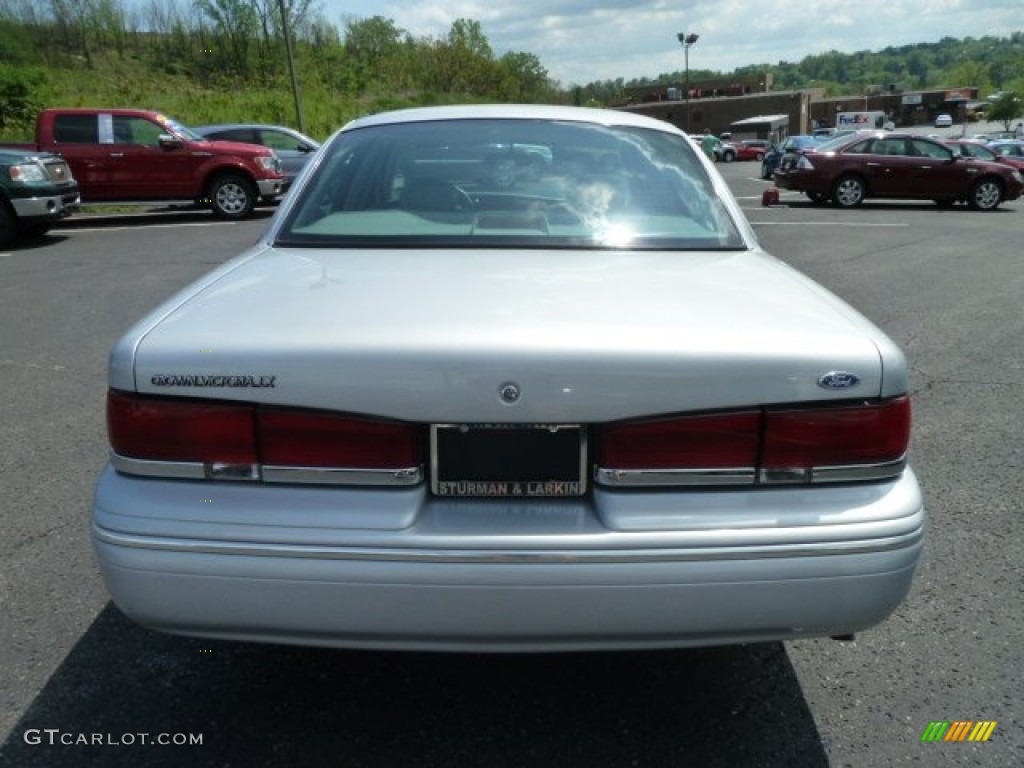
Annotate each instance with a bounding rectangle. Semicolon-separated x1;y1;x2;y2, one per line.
275;119;745;250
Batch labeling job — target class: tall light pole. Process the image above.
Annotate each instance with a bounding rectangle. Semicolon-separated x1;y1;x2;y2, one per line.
677;32;699;132
278;0;305;133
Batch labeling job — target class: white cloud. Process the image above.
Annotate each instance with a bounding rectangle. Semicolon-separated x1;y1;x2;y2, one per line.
316;0;1022;84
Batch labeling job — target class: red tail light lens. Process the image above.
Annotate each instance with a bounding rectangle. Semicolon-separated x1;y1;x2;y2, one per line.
596;397;910;485
107;390;257;464
763;397;910;469
107;391;422;477
259;410;421;468
596;412;760;469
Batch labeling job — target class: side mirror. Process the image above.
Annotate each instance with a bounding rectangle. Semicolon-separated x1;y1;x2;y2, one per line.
158;134;183;150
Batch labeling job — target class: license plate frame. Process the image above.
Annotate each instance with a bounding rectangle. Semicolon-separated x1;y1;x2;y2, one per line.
431;423;587;497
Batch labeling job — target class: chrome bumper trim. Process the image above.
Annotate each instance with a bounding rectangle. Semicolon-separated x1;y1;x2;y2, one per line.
595;467;755;487
111;453;206;480
596;457;907;487
760;457;908;485
93;525;924;565
262;465;423;486
110;452;423;486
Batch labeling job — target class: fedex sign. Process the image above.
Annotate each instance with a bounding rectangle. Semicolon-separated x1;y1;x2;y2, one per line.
836;111;887;129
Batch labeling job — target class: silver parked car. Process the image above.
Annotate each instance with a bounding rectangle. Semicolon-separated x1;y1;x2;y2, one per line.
193;123;320;188
93;105;924;653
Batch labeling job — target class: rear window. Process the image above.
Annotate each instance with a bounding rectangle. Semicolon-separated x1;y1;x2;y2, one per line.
276;119;745;250
207;128;260;144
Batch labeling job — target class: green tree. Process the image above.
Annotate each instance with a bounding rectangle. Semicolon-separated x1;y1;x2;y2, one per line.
496;51;549;102
444;18;496;96
0;65;44;134
193;0;258;77
247;0;315;82
414;19;498;98
946;59;992;96
342;15;407;93
988;91;1023;130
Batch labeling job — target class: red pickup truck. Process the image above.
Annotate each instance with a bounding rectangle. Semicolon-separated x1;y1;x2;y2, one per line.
1;108;285;219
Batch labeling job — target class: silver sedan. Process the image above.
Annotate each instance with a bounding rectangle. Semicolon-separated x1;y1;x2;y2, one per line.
193;123;320;187
92;104;924;652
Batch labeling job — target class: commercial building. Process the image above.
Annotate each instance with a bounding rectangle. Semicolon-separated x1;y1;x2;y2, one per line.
620;77;981;138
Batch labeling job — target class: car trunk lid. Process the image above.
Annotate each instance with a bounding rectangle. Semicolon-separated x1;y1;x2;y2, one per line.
127;247;890;423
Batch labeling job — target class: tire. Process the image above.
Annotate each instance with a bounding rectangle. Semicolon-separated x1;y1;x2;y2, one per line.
966;178;1003;211
832;175;866;208
722;150;735;163
754;152;765;161
207;174;257;219
0;205;16;249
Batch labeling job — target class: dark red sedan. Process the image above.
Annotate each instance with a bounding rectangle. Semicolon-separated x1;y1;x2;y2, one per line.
773;131;1023;210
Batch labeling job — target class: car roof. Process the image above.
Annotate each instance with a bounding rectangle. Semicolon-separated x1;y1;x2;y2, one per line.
833;131;942;141
194;123;303;134
193;123;320;146
343;104;684;134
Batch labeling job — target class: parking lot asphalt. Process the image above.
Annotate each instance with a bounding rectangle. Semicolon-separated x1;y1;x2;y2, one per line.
1;165;1022;767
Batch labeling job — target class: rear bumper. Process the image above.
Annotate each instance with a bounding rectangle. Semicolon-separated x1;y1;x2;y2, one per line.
92;465;925;652
772;171;818;193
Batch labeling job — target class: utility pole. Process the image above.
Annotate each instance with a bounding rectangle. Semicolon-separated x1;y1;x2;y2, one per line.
278;0;305;132
677;32;699;132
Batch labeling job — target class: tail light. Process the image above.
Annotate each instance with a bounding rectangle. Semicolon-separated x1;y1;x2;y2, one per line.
107;391;422;485
793;155;816;171
596;397;910;486
107;390;257;464
597;412;760;470
259;410;421;468
109;390;910;489
762;398;910;469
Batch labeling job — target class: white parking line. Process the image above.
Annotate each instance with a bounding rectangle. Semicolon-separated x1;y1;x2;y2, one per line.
60;221;237;234
746;220;909;227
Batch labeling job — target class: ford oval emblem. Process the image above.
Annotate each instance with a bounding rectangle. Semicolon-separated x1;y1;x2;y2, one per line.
499;382;521;403
818;371;861;390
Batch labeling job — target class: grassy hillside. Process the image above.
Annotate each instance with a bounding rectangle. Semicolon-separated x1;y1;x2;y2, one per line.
1;8;1022;141
2;53;427;142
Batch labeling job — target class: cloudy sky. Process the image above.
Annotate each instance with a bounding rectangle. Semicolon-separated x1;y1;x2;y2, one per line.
314;0;1022;85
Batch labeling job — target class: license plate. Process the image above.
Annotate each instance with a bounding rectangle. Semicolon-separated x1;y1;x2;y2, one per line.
431;424;587;497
